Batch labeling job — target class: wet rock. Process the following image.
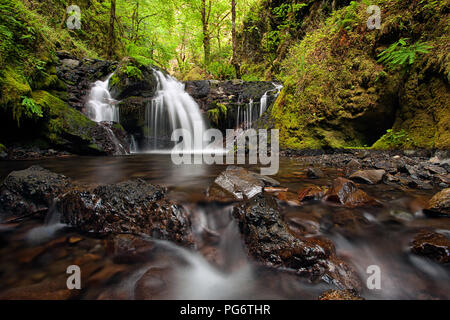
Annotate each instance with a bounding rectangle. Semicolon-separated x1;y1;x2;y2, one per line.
318;289;364;300
329;209;372;236
424;188;450;218
0;166;72;220
207;166;279;202
57;179;193;246
275;191;301;206
411;230;450;264
307;167;324;179
298;186;327;202
347;158;361;169
106;234;155;264
56;52;117;112
232;194;361;290
349;169;386;185
323;178;378;208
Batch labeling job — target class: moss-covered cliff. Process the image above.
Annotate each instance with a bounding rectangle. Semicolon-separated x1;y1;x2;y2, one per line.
240;0;449;150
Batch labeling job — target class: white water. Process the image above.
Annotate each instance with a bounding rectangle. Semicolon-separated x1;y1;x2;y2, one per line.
25;205;66;245
236;83;283;130
145;71;208;152
86;74;120;123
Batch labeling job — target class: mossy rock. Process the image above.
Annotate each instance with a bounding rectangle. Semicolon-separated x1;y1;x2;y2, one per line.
0;143;6;153
31;90;109;154
109;57;157;99
269;0;450;150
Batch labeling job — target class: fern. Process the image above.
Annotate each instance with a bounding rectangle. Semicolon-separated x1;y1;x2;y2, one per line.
21;96;43;118
377;38;433;70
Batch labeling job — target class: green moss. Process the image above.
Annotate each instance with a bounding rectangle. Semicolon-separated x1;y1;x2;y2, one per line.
0;143;6;153
125;66;143;80
31;90;105;154
207;103;228;126
268;0;449;150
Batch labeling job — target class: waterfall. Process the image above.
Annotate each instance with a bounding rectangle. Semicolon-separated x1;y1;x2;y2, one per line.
145;70;208;151
236;83;283;130
130;135;138;154
86;74;119;123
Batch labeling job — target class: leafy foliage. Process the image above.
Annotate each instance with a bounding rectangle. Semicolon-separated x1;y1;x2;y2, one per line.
377;38;433;70
20;96;43;119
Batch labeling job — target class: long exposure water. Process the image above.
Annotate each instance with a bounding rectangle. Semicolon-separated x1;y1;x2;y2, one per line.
0;155;448;299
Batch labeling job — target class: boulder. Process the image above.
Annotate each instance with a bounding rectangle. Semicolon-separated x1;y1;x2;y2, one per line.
411;230;450;264
349;169;386;184
232;194;362;290
0;166;72;221
207;166;279;202
109;58;157;100
424;188;450;217
57;179;193;246
324;178;378;208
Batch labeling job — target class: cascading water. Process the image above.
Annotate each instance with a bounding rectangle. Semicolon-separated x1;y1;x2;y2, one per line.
85;74;129;155
144;71;208;152
236;83;283;130
260;83;283;117
86;74;120;123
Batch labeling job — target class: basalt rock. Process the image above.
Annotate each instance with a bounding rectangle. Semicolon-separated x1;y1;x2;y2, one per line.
424;188;450;218
207;166;280;202
0;166;72;221
411;230;450;264
57;179;193;246
56;52;117;112
349;169;386;185
324;178;378;208
232;194;362;291
185;80;281;131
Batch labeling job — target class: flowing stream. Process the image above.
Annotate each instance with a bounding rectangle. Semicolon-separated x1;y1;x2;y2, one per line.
0;156;448;300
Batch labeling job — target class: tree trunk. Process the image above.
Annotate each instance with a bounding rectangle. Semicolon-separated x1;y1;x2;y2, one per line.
231;0;241;79
201;0;211;66
108;0;116;59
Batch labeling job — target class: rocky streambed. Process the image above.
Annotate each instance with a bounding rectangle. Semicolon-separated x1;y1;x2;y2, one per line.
0;152;448;300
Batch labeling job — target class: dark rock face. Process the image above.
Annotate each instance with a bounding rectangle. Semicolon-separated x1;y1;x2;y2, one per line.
324;178;378;208
232;194;362;290
57;179;193;246
185;80;281;131
207;166;280;202
424;188;450;217
56;52;117;113
411;230;450;264
0;166;72;220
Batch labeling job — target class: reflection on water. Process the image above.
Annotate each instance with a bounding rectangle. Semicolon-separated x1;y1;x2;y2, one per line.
0;155;449;300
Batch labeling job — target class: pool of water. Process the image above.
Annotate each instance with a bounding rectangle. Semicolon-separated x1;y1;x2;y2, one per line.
0;155;448;299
